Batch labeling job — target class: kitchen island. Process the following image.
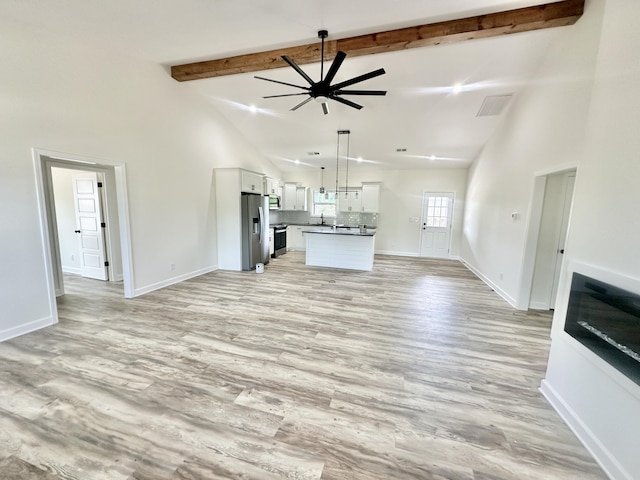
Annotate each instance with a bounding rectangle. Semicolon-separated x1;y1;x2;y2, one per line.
304;228;376;271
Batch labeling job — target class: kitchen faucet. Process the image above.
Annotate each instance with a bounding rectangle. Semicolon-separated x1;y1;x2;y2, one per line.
320;213;325;225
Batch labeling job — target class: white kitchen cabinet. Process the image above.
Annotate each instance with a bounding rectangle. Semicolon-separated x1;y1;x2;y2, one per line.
282;183;307;211
215;168;267;271
282;183;296;210
241;170;264;194
338;189;362;212
295;186;308;211
361;183;380;212
288;225;306;251
265;177;280;195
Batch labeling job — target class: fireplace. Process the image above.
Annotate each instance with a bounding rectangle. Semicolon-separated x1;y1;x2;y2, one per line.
564;272;640;386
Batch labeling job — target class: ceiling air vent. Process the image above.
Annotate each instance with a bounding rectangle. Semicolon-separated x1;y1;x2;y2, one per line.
477;94;513;117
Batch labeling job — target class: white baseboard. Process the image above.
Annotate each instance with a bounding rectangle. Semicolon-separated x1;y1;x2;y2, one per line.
459;258;519;309
540;380;629;480
0;315;57;343
529;300;550;310
375;250;460;260
133;265;218;297
375;250;419;257
62;266;83;275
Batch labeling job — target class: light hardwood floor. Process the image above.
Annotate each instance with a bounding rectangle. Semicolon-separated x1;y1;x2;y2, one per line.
0;253;606;479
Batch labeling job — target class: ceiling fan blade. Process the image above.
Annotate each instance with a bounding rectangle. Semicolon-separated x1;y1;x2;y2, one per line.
330;95;363;110
334;89;387;96
331;68;386;90
321;102;330;115
281;55;315;86
291;96;313;111
323;51;346;84
254;75;309;91
263;93;311;98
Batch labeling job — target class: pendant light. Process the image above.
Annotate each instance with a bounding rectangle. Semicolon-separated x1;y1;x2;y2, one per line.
319;166;325;194
336;129;350;199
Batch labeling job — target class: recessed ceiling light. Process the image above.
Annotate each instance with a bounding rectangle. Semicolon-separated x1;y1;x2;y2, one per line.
430;155;436;161
249;105;257;113
294;159;300;164
452;83;462;94
357;157;363;163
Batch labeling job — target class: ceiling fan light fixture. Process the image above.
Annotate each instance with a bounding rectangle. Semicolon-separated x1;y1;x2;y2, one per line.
255;30;386;114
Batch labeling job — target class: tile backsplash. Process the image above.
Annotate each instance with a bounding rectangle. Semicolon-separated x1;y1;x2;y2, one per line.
271;210;377;227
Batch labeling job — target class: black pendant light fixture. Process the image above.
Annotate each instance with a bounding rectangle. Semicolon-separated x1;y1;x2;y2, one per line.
320;166;325;194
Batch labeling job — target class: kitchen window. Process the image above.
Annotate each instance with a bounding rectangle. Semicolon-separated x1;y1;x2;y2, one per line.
312;190;337;217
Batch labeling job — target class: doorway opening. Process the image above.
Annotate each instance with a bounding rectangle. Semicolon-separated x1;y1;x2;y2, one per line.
52;168;111;281
520;167;577;310
420;192;454;258
33;149;134;324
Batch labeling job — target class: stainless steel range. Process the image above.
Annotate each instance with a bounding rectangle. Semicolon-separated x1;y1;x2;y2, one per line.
272;224;287;258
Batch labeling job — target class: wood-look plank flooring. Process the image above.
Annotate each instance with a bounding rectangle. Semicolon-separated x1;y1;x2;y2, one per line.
0;253;606;479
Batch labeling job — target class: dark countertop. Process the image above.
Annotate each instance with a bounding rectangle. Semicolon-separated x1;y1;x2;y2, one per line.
303;228;376;237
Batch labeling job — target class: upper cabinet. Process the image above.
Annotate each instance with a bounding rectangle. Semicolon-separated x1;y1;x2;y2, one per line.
240;170;264;194
282;182;307;211
361;183;380;213
265;177;280;195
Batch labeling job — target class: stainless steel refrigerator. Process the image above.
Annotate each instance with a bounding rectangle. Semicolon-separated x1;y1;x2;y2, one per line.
241;193;270;271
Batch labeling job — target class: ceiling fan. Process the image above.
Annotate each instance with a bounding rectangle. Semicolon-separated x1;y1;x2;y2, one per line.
255;30;387;115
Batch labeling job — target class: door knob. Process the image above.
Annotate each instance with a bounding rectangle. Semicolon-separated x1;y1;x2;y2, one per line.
74;230;81;233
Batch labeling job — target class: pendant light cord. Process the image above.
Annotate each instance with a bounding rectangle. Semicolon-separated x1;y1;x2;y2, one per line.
335;132;340;195
345;133;350;197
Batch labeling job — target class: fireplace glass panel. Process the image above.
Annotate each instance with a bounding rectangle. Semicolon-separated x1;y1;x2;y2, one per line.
564;272;640;386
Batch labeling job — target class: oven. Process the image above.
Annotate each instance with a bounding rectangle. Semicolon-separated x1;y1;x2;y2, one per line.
272;224;287;257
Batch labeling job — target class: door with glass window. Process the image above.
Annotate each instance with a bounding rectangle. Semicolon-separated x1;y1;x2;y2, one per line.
420;192;454;258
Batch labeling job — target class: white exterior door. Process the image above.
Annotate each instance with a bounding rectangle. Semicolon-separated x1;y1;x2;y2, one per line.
420;192;454;258
73;173;108;280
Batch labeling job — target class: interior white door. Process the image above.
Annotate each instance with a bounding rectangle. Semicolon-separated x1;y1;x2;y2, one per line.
550;173;575;308
73;173;108;280
420;192;454;258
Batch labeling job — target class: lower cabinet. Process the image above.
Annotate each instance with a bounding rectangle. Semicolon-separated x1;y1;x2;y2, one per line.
288;225;306;251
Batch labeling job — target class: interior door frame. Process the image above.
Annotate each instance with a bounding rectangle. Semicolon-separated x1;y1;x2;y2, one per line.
518;164;578;310
33;148;134;323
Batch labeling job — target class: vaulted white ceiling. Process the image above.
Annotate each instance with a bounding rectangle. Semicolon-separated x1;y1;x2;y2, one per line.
2;1;569;172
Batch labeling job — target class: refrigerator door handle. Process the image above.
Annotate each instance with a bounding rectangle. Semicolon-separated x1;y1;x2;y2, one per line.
258;205;264;244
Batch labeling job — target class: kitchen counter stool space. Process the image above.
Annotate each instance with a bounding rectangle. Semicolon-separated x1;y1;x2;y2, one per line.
304;228;376;271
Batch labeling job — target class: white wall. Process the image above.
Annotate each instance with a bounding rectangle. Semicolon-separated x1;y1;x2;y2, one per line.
543;0;640;478
460;0;602;306
0;18;279;340
282;166;467;257
462;0;640;478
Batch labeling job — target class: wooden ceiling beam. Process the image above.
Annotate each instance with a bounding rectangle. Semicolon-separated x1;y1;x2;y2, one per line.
170;0;584;82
